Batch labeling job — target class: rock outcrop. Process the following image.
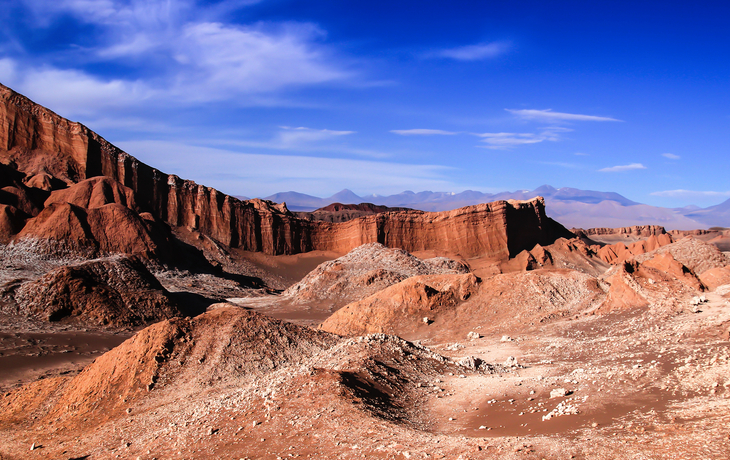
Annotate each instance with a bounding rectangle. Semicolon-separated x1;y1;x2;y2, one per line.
45;176;138;211
595;237;730;313
320;269;605;339
0;307;339;427
594;233;674;264
0;83;572;259
283;243;469;309
16;202;168;259
0;204;27;243
13;255;180;327
633;236;730;275
575;225;668;239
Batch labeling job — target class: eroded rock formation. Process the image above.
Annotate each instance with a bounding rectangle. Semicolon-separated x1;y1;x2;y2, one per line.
320;270;603;339
283;242;469;309
574;225;668;239
0;83;572;259
14;255;180;327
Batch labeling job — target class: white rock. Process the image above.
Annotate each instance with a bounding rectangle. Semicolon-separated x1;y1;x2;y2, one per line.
550;388;569;398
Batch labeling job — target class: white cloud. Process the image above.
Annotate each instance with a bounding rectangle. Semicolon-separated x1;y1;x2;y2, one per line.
117;140;457;197
171;22;351;98
574;152;589;156
277;126;355;146
7;0;355;112
390;129;458;136
197;127;390;159
598;163;647;172
429;42;509;61
507;109;622;122
19;0;193;29
0;58;154;116
650;189;730;198
662;153;681;160
474;127;569;149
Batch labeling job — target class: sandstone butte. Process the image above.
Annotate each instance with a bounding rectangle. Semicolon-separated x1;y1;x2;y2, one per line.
0;83;572;259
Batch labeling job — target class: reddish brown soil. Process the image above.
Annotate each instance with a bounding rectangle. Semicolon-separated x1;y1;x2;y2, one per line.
1;238;730;459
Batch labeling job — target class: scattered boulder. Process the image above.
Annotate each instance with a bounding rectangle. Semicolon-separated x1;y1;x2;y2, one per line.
550;388;571;398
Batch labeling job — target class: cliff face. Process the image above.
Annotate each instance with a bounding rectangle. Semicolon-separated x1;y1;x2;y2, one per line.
299;198;571;259
0;83;571;258
575;225;667;238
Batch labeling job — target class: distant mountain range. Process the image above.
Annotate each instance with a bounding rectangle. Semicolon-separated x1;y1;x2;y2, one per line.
252;185;730;230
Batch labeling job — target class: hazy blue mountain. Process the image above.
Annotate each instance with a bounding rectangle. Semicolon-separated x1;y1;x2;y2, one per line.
679;198;730;228
264;191;327;211
259;185;724;229
326;189;363;205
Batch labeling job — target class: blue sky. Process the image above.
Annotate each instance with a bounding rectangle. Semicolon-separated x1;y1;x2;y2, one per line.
1;0;729;207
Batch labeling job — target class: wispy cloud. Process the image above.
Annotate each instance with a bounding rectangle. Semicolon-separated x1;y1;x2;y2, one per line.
662;153;681;160
474;127;570;149
198;127;390;159
598;163;647;172
172;22;351;98
4;0;356;115
650;189;730;198
117;140;457;197
277;126;355;146
427;41;510;61
390;129;458;136
507;109;622;122
574;152;589;156
0;58;154;116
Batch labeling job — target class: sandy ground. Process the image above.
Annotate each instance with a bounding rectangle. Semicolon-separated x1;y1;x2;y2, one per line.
2;247;730;459
3;293;729;459
0;313;132;393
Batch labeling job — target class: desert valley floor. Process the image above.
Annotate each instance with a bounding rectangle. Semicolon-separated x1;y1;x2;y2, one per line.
2;230;730;460
1;83;730;459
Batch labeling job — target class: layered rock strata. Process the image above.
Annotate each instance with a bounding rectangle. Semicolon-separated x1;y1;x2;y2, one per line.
0;83;572;258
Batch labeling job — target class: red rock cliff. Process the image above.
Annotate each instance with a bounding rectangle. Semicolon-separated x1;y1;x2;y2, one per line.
0;83;571;257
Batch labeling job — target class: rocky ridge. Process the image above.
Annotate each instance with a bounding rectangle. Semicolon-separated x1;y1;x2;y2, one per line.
321;236;730;339
295;202;411;223
1;83;571;259
13;255;180;328
282;242;469;309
